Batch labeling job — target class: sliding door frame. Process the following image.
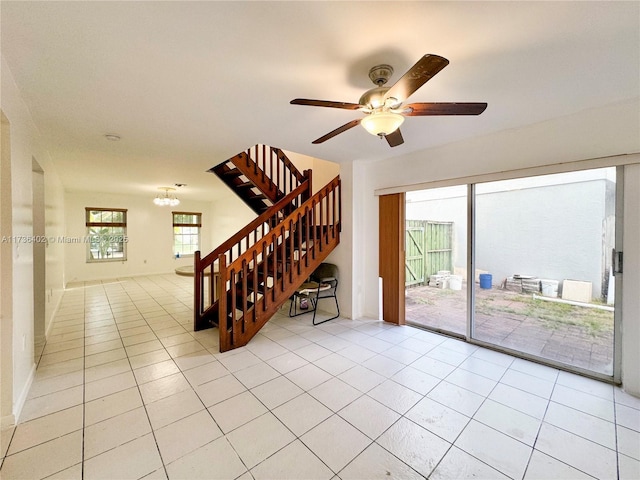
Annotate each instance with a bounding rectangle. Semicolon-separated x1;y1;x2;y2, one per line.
391;157;636;384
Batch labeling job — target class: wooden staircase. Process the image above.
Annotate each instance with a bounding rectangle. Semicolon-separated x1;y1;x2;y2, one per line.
195;145;341;352
209;144;308;215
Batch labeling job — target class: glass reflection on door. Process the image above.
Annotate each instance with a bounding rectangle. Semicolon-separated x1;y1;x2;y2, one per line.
472;168;616;375
405;186;468;336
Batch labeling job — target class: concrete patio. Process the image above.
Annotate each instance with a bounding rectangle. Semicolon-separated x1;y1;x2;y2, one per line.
406;284;614;375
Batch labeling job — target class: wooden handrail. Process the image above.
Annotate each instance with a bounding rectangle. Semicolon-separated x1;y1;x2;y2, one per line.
198;180;309;267
218;175;341;351
196;142;341;351
270;147;305;184
226;176;340;270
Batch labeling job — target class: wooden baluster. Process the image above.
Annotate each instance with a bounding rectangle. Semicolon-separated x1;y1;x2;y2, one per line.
319;197;324;252
296;213;302;276
218;255;228;350
332;187;336;239
288;219;294;285
304;208;310;268
230;268;237;347
252;250;258;321
262;242;268;311
311;200;317;260
193;251;201;330
260;144;265;183
241;259;248;332
280;225;286;292
272;232;279;300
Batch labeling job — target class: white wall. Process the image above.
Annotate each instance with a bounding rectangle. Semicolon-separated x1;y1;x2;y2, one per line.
284;150;341;194
1;56;67;425
350;98;640;392
210;192;256;249
64;192;214;283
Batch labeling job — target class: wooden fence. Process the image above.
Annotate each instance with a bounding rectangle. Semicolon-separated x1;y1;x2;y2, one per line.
405;220;454;287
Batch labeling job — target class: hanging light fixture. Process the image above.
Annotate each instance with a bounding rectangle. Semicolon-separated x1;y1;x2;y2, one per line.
361;110;405;137
153;187;180;206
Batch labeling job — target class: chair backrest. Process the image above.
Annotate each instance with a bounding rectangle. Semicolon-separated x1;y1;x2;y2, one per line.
312;263;338;283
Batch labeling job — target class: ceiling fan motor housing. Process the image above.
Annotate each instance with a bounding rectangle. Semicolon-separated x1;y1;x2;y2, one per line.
359;86;391;109
368;64;394;85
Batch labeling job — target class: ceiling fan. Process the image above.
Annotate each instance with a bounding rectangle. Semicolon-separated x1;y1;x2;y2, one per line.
290;54;487;147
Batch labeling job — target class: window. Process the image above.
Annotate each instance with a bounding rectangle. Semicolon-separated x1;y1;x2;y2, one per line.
173;211;201;256
86;208;127;262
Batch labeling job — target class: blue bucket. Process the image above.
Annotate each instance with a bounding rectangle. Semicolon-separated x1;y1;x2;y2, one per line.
479;273;492;289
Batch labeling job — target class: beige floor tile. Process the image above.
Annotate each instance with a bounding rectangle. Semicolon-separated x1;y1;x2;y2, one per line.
251;439;333;480
83;433;162;480
146;389;205;430
84;407;152;459
84;339;124;356
85;371;137;402
0;431;82;480
139;372;191;404
9;405;83;455
85;348;127;369
129;349;172;369
208;391;268;433
28;370;84;399
226;413;295;469
38;347;85;367
164;436;246;480
134;359;180;385
85;387;143;426
154;410;222;464
20;386;84;423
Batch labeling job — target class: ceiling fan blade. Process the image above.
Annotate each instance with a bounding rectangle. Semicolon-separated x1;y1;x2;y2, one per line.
385;129;404;147
384;54;449;103
290;98;362;110
403;102;488;116
312;119;362;144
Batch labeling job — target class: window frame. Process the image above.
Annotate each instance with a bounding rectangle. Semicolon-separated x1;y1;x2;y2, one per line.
172;211;202;257
85;207;128;263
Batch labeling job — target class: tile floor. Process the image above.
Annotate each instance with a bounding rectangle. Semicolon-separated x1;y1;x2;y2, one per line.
0;274;639;480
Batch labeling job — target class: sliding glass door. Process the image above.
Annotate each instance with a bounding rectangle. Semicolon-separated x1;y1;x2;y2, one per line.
406;167;620;378
405;186;467;336
473;168;617;376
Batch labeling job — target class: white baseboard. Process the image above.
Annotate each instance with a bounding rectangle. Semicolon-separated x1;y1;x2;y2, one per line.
1;413;16;429
13;363;36;424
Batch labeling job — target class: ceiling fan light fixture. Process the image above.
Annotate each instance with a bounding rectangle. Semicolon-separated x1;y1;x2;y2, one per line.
361;111;405;137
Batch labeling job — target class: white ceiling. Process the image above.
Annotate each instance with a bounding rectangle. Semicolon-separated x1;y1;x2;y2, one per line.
1;1;638;202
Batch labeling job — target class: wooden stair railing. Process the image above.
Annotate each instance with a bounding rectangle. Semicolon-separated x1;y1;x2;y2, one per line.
194;179;311;331
217;176;341;351
210;145;308;215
